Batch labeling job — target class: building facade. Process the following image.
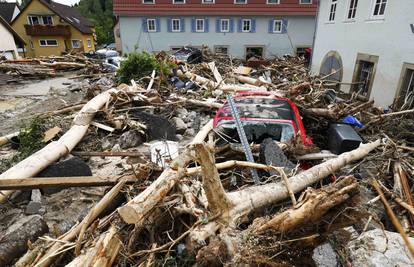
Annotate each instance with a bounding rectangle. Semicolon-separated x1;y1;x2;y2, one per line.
0;16;25;59
113;0;317;59
11;0;96;58
311;0;414;108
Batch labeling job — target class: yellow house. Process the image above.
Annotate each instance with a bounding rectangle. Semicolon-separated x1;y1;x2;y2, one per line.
11;0;95;58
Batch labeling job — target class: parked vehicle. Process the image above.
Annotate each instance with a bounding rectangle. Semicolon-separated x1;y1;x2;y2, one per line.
214;91;313;146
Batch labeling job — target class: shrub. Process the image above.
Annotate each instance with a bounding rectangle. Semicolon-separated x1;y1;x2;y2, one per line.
117;51;174;84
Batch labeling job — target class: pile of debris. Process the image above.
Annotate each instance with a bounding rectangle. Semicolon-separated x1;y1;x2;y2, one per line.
0;53;414;267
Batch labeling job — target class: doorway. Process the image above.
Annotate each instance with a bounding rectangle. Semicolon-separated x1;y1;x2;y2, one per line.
395;64;414;109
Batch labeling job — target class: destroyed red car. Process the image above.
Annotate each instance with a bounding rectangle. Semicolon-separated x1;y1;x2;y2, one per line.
213;91;313;146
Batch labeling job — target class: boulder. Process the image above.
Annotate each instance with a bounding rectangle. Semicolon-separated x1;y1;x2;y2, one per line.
118;130;143;149
347;229;414;267
172;117;187;134
312;243;338;267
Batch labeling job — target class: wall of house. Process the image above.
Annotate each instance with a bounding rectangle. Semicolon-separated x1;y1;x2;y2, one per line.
0;22;19;59
114;21;122;53
311;0;414;108
70;27;95;53
119;15;315;58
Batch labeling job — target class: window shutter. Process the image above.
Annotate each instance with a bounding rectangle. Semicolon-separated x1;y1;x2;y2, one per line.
142;18;148;33
282;18;288;33
167;18;172;32
229;18;234;32
205;18;209;32
251;18;256;33
237;18;242;32
156;18;161;32
180;18;185;32
268;19;273;33
191;18;196;32
216;19;220;32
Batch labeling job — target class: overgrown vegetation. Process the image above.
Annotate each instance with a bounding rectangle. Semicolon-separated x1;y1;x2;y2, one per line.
0;117;49;173
117;51;175;84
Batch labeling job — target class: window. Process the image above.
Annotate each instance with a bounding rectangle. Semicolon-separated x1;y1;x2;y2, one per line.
371;0;387;18
173;0;185;3
398;68;414;109
42;16;53;25
242;19;251;32
234;0;246;4
87;39;92;48
214;46;229;55
28;15;40;25
202;0;214;3
328;0;337;22
147;19;156;32
246;46;264;60
172;19;181;32
267;0;279;4
39;39;58;47
196;19;204;32
143;0;154;3
273;20;282;33
300;0;312;4
71;40;81;48
347;0;358;20
220;19;229;32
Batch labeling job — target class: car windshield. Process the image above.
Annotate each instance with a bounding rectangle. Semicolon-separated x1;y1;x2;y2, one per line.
218;97;295;120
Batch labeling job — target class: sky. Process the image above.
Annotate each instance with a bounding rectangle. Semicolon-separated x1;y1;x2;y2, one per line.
4;0;80;6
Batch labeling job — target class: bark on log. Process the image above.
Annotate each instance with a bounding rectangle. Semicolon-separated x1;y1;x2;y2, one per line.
0;87;123;203
65;226;121;267
253;175;358;234
0;215;48;266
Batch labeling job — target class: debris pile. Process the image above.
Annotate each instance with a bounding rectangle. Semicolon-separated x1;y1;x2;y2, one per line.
0;52;414;267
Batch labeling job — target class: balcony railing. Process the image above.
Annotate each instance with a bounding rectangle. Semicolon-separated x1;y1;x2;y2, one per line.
24;24;71;37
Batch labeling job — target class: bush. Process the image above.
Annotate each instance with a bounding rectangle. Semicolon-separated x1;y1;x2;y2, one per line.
117;51;174;84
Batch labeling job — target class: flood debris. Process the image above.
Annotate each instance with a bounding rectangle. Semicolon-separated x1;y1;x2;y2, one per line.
0;51;414;266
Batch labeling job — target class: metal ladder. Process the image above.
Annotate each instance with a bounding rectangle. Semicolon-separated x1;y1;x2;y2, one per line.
226;95;260;184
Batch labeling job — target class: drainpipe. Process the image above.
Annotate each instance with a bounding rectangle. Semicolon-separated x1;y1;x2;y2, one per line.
309;0;320;69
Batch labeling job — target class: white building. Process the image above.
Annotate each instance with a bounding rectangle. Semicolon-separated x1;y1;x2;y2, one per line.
311;0;414;109
0;16;24;59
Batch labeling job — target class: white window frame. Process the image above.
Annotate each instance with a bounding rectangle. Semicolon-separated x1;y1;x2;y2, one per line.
87;39;92;48
220;19;230;33
345;0;358;21
27;15;40;25
234;0;247;4
41;15;53;25
370;0;387;19
142;0;155;3
202;0;215;3
328;0;337;22
39;39;58;47
195;19;204;32
266;0;280;4
273;19;282;33
173;0;185;4
172;19;181;32
71;39;81;48
300;0;312;4
242;19;251;33
147;19;157;32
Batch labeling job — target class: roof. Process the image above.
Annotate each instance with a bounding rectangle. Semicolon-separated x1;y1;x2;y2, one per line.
0;2;19;23
113;0;318;16
12;0;94;34
0;16;26;44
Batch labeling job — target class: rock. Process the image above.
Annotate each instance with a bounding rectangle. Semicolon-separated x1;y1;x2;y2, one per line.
25;189;43;215
176;107;188;117
347;229;414;267
312;243;338;267
172;117;187;134
37;156;92;195
184;128;195;137
101;136;115;150
131;111;176;141
175;134;183;141
118;130;143;149
111;144;121;152
259;138;296;174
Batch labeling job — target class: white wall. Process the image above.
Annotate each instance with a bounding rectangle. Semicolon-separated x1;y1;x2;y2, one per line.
119;15;315;59
311;0;414;108
0;22;18;59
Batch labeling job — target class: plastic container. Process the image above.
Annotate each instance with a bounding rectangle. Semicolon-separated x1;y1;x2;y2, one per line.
150;141;179;168
328;123;363;154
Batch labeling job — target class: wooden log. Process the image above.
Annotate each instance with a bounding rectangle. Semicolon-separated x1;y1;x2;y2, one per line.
177;96;223;109
253;175;358;234
235;75;270;87
65;226;121;267
207;62;223;83
0;215;49;266
0;175;139;190
0;131;19;147
72;151;149;157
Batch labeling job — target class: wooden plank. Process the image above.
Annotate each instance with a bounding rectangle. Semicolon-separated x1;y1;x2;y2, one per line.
0;175;139;190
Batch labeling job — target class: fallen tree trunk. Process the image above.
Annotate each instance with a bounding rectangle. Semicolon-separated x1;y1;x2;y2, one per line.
0;215;48;266
0;131;19;147
0;87;124;203
253;175;359;234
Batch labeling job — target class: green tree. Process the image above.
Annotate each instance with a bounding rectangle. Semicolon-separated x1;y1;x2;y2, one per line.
76;0;114;45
